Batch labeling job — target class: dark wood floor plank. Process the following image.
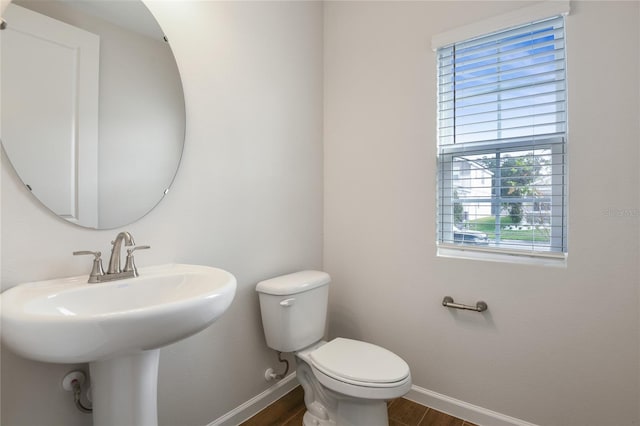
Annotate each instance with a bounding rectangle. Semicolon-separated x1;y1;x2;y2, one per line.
388;398;428;425
240;386;305;426
419;408;465;426
282;407;305;426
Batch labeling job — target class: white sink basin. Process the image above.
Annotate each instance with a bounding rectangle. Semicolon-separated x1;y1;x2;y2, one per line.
1;263;237;363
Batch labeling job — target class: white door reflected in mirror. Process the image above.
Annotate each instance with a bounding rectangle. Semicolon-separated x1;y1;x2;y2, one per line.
2;4;99;226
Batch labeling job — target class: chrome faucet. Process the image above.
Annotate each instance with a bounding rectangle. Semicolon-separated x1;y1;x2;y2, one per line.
107;231;135;274
74;231;150;283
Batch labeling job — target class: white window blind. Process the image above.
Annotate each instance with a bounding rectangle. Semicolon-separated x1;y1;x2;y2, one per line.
437;15;567;256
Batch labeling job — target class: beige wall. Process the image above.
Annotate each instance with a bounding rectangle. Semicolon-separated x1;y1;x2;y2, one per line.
324;1;639;425
2;1;640;425
0;1;323;425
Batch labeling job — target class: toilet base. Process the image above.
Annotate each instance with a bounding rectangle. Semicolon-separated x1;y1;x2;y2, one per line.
302;400;389;426
303;410;335;426
297;360;390;426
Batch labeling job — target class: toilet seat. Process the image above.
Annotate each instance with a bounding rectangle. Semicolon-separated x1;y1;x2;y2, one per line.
310;338;410;386
298;338;412;400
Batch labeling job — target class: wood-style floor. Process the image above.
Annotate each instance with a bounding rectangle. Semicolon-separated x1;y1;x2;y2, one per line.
240;386;478;426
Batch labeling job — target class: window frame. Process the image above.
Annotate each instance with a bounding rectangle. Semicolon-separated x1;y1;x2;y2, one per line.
435;13;568;262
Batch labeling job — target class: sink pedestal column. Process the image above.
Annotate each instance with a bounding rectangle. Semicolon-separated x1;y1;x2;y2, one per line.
90;349;160;426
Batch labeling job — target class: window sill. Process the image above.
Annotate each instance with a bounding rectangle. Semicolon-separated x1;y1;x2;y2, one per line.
437;244;567;267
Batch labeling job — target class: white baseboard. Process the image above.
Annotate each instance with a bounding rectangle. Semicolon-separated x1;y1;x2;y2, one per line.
405;385;539;426
207;372;299;426
207;375;538;426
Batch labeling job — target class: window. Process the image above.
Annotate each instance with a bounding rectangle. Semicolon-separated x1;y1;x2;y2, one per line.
437;15;567;257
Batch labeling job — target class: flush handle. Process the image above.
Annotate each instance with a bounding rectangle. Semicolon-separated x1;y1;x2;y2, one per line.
280;298;296;307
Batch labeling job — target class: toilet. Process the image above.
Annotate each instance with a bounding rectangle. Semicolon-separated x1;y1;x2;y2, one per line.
256;271;411;426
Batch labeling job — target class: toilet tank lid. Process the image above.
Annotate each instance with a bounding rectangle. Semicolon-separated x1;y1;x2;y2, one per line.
256;270;330;295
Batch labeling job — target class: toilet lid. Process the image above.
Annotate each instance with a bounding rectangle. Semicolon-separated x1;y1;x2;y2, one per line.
309;338;409;384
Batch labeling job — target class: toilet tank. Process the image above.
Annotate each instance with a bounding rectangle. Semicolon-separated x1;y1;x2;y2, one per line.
256;271;330;352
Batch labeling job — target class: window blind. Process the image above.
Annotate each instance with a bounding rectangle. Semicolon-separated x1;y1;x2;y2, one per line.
437;15;567;256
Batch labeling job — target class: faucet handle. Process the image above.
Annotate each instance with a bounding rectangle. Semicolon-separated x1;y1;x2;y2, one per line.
73;250;101;258
127;245;150;254
123;245;150;275
73;251;105;283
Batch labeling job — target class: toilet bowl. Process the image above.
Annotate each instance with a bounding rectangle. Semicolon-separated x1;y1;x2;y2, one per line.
256;271;411;426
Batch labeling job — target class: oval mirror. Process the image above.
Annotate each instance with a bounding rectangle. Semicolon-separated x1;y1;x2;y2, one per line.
0;0;185;229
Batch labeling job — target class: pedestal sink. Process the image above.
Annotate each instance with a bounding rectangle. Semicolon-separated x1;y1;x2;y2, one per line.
0;263;237;426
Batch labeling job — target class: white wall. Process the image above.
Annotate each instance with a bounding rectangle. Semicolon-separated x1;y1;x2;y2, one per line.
324;1;639;426
0;1;323;425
